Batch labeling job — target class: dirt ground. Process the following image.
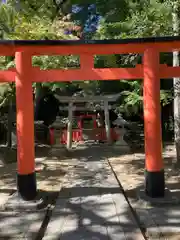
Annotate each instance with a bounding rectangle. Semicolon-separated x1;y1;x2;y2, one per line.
0;143;179;204
0;145;69;205
108;144;180;198
108;144;180;240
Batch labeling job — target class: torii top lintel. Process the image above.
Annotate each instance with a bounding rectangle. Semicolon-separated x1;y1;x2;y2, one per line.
1;35;180;83
1;35;180;54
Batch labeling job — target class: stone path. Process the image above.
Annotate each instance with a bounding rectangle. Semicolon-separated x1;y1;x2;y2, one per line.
0;146;67;239
43;146;144;240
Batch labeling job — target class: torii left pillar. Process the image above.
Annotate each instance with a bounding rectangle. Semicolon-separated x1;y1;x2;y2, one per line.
15;51;37;200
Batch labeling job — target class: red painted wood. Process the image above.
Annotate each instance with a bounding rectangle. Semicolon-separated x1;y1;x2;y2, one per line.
0;70;16;82
49;128;119;145
0;40;180;56
15;52;35;175
32;66;143;82
143;49;163;171
3;63;180;83
160;64;180;78
1;39;179;189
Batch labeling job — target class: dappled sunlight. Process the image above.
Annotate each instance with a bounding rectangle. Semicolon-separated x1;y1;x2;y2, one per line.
43;145;143;239
1;144;179;238
45;193;142;239
0;211;46;239
0;145;69;212
109;144;180;238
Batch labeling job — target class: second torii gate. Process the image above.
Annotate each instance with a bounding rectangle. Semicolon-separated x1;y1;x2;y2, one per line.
54;94;121;148
0;36;180;201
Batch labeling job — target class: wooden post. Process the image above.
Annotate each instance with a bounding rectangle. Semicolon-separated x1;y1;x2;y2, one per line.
104;100;111;144
7;98;12;148
67;102;73;149
143;48;164;198
15;51;37;200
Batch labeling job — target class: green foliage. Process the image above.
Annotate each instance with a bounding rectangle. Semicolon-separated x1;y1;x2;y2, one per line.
32;54;79;90
0;3;17;38
0;56;15;108
94;0;172;39
0;1;79;106
119;80;142;116
160;89;173;106
92;0;174;116
0;0;176;118
6;0;58;19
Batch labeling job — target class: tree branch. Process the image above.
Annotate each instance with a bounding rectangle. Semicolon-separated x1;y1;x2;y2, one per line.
52;0;69;15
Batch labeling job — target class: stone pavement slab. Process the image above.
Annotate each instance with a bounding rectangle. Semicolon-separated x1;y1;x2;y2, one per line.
147;206;180;238
43;146;144;240
0;210;46;239
0;145;68;239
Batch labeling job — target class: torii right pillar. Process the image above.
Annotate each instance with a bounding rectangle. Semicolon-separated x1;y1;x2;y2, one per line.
143;48;165;198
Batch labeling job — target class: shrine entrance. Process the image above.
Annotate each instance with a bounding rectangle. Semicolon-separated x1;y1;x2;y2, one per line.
0;37;180;201
51;94;121;148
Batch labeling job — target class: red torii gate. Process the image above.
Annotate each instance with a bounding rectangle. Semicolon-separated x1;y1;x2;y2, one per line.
0;36;180;201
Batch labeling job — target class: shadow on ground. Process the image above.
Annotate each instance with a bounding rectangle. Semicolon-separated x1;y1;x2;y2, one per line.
0;143;179;239
0;144;143;239
107;144;180;239
37;145;144;240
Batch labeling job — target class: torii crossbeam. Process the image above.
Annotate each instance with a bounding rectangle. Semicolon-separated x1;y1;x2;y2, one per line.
0;36;180;200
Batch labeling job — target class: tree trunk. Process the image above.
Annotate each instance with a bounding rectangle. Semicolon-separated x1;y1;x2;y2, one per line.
15;0;21;11
172;0;180;163
35;83;43;103
7;98;12;148
34;83;43;119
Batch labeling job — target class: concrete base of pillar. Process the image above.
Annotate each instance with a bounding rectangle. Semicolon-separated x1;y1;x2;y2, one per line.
113;140;130;152
3;191;47;212
145;169;165;198
114;139;129;146
17;172;37;200
51;144;66;150
137;188;180;207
